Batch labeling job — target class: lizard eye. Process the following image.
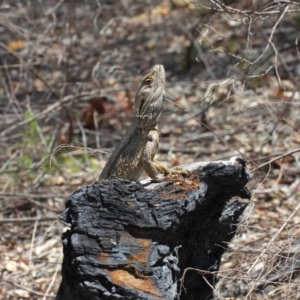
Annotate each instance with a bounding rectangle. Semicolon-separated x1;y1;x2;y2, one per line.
144;77;153;85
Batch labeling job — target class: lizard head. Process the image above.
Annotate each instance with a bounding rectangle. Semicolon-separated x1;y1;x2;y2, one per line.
135;64;166;125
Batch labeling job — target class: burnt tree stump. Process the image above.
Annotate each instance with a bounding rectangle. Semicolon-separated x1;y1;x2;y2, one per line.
56;156;251;300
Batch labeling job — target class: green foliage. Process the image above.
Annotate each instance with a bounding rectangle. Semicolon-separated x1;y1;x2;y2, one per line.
15;110;42;176
18;153;33;168
41;155;56;174
21;110;40;148
293;15;300;29
56;154;82;173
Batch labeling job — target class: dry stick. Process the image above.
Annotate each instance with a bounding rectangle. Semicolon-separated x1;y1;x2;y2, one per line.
0;217;58;224
251;148;300;173
176;20;216;80
246;200;300;294
214;0;298;16
0;192;69;198
42;250;63;300
267;100;300;135
93;106;102;161
0;41;72;139
242;223;299;248
0;94;74;137
29;219;38;269
179;267;218;296
21;197;61;213
0;150;19;173
2;60;23;116
2;280;56;298
179;83;300;172
252;4;289;65
0;42;61;98
77;120;92;169
44;0;64;16
0;191;66;211
169;99;258;167
216;2;291;82
48;144;106;169
296;33;300;57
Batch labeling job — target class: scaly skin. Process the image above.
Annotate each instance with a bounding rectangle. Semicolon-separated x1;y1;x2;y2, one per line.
99;64;186;181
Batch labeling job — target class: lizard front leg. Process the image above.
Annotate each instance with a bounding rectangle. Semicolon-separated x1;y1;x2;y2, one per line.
142;128;187;182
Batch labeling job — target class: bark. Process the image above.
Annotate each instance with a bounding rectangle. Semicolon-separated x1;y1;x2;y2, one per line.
56;156;251;300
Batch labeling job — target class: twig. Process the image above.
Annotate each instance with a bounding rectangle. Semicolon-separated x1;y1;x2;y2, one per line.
0;192;69;198
246;201;300;293
18;196;61;213
169;99;258;167
0;217;58;224
42;250;62;300
2;280;56;298
251;147;300;172
0;41;61;99
29;219;38;269
0;95;74;137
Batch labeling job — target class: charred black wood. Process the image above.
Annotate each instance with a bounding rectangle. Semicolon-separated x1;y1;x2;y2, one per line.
56;157;251;300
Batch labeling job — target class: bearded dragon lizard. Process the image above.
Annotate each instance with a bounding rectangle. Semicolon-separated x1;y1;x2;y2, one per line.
99;64;187;181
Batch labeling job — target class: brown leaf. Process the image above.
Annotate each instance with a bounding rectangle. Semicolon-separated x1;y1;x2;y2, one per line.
82;97;108;129
7;40;26;51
